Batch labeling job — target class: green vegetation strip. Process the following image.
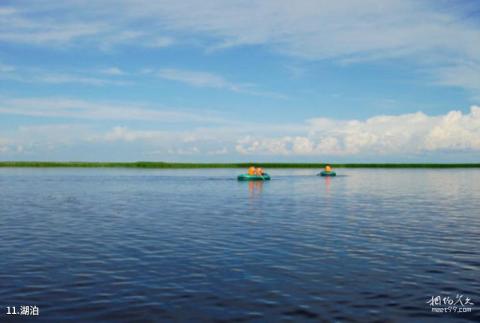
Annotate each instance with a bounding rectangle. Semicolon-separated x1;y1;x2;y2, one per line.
0;162;479;168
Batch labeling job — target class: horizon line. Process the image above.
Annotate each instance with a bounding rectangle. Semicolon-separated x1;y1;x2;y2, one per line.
1;161;480;168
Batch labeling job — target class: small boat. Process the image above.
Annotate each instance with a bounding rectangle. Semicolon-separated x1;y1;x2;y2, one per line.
237;173;271;181
319;171;336;176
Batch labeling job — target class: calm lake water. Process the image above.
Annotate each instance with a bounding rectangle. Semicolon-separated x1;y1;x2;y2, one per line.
1;168;479;322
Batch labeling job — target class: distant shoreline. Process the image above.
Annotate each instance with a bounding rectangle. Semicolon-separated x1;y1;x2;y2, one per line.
1;162;480;168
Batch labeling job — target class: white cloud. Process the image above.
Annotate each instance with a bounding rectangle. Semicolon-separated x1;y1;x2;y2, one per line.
235;106;480;156
101;126;171;142
0;63;15;73
100;67;126;76
207;147;229;155
36;73;127;86
0;63;128;86
0;137;10;153
97;30;144;50
3;1;479;65
3;1;480;94
0;5;105;45
0;124;95;156
157;68;287;98
236;136;291;155
145;36;174;48
434;62;480;99
424;108;480;151
0;5;173;49
0;96;228;124
2;105;480;159
158;68;237;90
16;124;92;145
76;0;478;64
92;127;209;156
167;147;200;155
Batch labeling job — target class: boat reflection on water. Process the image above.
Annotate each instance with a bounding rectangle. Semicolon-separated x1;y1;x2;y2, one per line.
248;180;264;198
324;175;331;193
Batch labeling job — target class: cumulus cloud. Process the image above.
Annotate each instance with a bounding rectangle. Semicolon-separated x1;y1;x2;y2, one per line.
424;108;480;151
2;103;480;160
235;106;480;156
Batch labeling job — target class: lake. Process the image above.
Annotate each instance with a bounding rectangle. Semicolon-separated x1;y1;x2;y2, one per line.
1;168;479;322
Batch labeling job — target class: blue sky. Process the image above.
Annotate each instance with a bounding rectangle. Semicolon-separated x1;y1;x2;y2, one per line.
1;0;480;162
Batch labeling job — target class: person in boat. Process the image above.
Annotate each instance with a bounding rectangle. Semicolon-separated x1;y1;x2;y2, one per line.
325;164;332;172
255;167;264;176
248;166;256;175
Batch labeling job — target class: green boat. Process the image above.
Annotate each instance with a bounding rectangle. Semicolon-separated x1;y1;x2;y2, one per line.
237;173;271;181
319;171;336;176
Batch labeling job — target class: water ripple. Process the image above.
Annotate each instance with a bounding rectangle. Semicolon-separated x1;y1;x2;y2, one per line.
1;168;479;321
